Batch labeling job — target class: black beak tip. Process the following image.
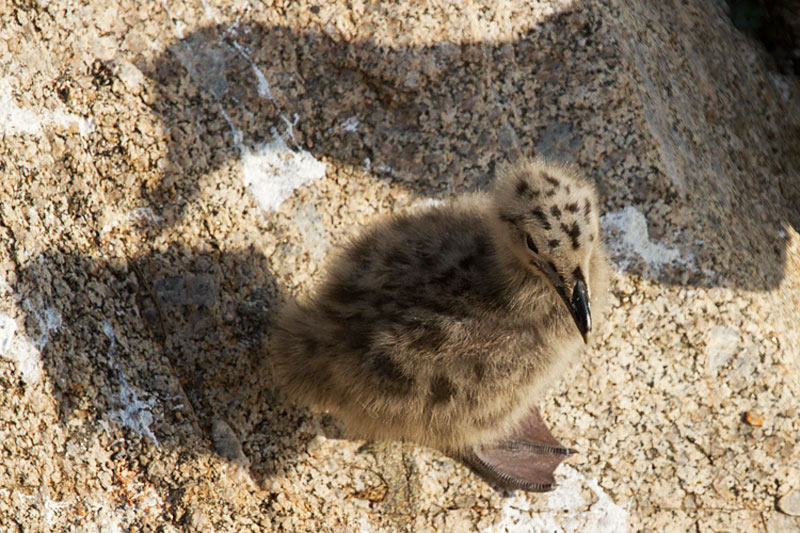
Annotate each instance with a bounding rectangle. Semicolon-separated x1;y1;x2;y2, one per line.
570;279;592;344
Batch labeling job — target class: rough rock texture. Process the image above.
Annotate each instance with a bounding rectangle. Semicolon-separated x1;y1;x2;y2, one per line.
1;0;798;531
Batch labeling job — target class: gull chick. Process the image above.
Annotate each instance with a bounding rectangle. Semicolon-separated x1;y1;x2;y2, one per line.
271;158;610;491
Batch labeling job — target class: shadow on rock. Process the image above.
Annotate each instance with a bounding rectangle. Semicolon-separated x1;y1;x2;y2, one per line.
15;243;315;489
608;0;800;291
142;15;797;293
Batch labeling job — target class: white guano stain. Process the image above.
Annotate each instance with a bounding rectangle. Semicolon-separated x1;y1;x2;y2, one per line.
600;205;694;272
17;482;163;531
218;107;327;212
103;321;159;445
484;466;628;533
341;115;359;132
0;78;94;137
0;302;61;386
101;207;164;234
160;0;186;39
164;13;327;213
231;40;275;102
241;135;327;212
20;486;73;527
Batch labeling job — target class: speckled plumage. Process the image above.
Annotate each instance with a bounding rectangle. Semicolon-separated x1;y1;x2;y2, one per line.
272;158;610;488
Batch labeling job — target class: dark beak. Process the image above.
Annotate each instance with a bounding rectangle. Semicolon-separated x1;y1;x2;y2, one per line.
570;279;592;344
556;278;592;344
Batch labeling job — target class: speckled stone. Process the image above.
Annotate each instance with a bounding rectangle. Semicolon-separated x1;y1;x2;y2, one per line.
778;490;800;517
0;0;798;531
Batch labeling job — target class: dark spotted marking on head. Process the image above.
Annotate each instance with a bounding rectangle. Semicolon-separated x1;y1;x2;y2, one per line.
414;248;442;269
370;290;394;307
561;222;582;249
432;266;458;284
449;272;471;293
393;216;413;229
565;184;572;194
543;173;560;188
420;296;450;315
589;233;596;242
351;239;372;261
530;208;551;230
565;202;579;213
550;205;562;219
370;292;398;314
544;189;557;198
516;180;530;197
583;199;592;221
546;260;566;286
430;375;456;404
370;350;415;396
548;239;560;249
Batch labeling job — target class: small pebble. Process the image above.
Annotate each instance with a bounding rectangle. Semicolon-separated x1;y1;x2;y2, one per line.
307;434;327;456
745;412;763;427
778;490;800;517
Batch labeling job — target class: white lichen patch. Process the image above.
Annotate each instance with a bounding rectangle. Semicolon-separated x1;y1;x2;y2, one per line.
0;79;42;135
600;205;692;273
171;27;327;212
240;134;327;212
704;325;740;375
292;202;331;261
0;78;94;137
231;46;328;212
0;303;61;386
0;312;41;385
101;207;164;234
20;486;73;527
103;321;159;445
18;481;163;532
484;466;628;533
160;0;186;39
231;40;274;102
341;116;360;132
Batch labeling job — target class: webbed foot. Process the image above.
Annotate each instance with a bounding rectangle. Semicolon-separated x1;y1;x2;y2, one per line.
462;407;575;492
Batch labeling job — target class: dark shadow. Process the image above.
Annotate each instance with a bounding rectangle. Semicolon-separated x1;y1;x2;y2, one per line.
14;243;318;488
727;0;800;75
141;16;797;292
606;0;800;292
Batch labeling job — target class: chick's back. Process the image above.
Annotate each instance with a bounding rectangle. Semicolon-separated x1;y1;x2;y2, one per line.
271;198;540;450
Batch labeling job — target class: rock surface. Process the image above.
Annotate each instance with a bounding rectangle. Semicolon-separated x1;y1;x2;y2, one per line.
1;0;798;531
778;490;800;517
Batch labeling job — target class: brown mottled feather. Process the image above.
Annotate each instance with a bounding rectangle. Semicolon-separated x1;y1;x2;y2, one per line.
271;158;610;456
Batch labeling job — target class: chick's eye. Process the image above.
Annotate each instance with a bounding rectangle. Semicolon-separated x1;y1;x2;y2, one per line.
526;234;539;254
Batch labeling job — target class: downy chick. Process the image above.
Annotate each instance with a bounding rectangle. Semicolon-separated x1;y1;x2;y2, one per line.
271;158;610;491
